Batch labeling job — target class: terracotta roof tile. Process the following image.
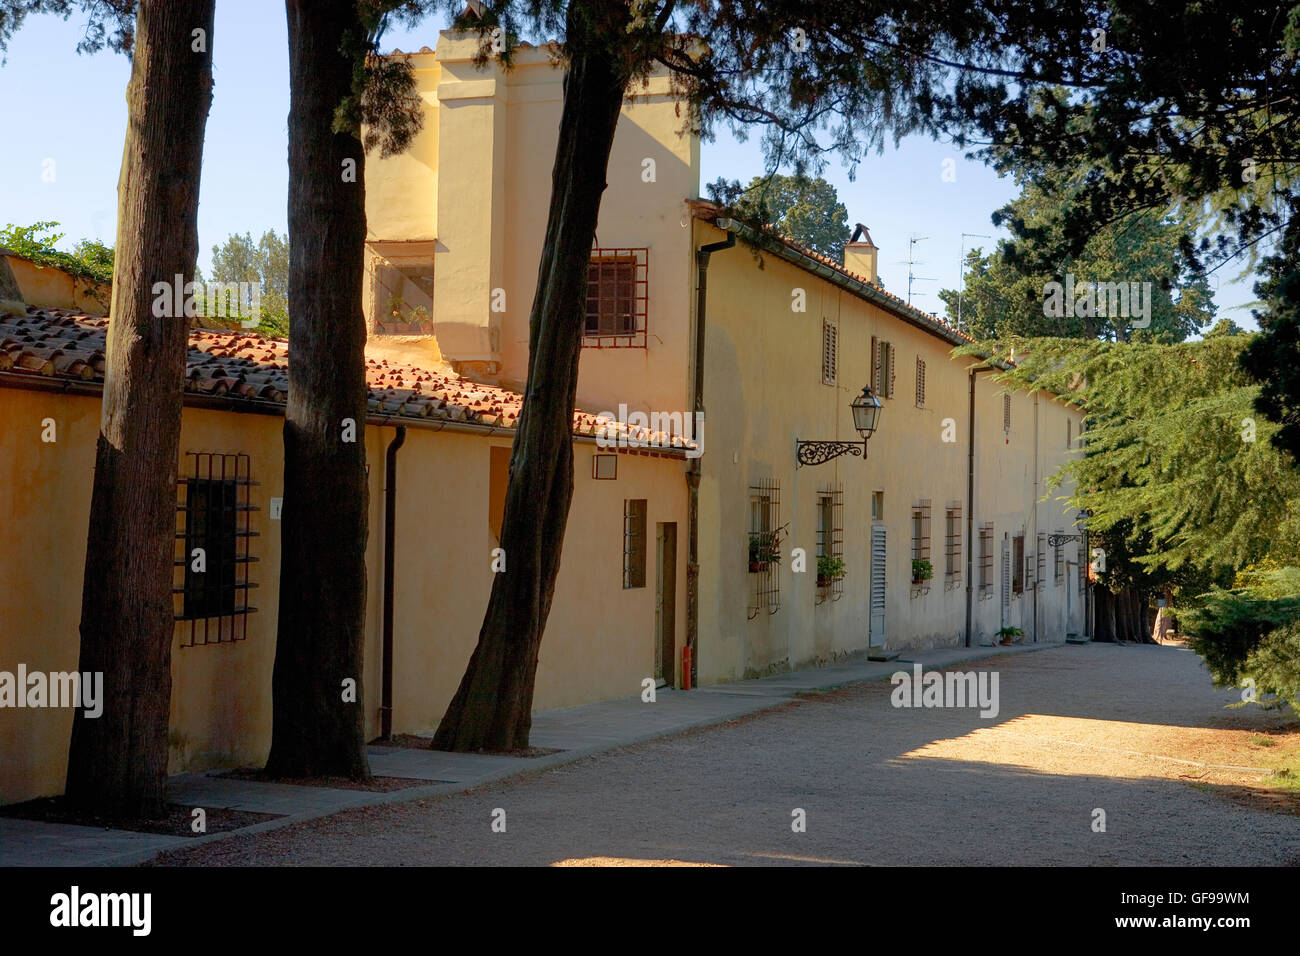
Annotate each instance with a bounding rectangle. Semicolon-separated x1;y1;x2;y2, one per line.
0;307;692;452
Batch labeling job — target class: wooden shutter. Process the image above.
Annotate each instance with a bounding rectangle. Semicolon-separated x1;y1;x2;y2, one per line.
822;319;838;385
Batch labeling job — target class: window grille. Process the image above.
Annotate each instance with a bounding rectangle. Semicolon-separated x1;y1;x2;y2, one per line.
944;502;962;588
816;484;844;604
915;357;926;407
978;522;994;598
175;452;258;647
1003;393;1012;434
1055;530;1065;584
584;248;648;348
1012;533;1025;594
623;499;647;588
748;479;782;618
1036;532;1047;590
911;498;932;596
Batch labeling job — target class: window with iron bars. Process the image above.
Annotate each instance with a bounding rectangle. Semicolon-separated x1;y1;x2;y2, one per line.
915;357;926;407
748;479;781;618
1055;530;1065;585
175;452;259;647
911;498;932;596
816;484;844;603
1012;533;1025;594
623;499;647;589
978;522;994;597
585;248;648;348
944;502;962;588
1036;532;1047;590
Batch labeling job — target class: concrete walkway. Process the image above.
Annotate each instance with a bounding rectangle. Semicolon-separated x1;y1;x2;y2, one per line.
0;640;1059;866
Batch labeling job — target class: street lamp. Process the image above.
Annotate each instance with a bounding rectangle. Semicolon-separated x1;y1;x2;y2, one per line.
796;384;882;467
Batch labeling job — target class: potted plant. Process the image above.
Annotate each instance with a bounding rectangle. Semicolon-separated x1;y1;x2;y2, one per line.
996;625;1024;646
911;558;934;584
816;555;845;587
748;531;779;572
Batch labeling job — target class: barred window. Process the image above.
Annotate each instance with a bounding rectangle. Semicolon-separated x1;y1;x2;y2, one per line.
978;522;994;596
748;479;781;617
945;502;962;585
910;499;932;596
585;248;648;347
816;484;844;603
1003;393;1012;434
1055;530;1065;584
915;357;926;407
623;499;647;589
175;452;258;646
1012;533;1025;594
1036;532;1047;590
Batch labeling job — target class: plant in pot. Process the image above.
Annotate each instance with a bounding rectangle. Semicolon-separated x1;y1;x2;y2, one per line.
911;558;934;585
996;625;1024;646
748;531;779;573
816;554;845;587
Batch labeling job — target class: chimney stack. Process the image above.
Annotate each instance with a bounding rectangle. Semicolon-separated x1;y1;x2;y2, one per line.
843;222;878;285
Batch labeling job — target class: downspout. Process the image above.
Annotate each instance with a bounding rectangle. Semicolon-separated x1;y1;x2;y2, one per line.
1033;392;1039;643
686;223;735;689
380;424;407;739
965;365;996;647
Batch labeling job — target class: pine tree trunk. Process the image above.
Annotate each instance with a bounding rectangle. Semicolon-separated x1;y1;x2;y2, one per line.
265;0;371;778
64;0;215;818
433;2;628;752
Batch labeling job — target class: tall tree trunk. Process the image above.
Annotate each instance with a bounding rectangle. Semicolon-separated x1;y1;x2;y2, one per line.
64;0;215;818
433;1;628;752
265;0;371;778
1093;588;1116;643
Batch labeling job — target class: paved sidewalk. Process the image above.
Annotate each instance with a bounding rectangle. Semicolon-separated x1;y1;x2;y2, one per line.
0;639;1061;866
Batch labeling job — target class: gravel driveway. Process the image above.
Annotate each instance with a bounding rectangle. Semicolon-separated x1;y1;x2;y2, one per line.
153;643;1300;866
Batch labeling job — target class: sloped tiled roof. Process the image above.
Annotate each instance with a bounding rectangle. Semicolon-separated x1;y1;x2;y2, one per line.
0;308;694;453
688;199;974;347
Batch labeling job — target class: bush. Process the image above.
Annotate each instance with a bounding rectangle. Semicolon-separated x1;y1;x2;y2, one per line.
1182;568;1300;691
0;222;114;285
1243;621;1300;710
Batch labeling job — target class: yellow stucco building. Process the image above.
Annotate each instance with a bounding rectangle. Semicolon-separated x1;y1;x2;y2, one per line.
0;29;1086;805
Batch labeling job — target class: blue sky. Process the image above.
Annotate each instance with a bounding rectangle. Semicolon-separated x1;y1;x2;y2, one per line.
0;1;1259;328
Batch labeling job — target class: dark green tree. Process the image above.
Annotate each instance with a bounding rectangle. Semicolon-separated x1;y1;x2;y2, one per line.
713;174;851;260
922;1;1300;459
937;171;1215;342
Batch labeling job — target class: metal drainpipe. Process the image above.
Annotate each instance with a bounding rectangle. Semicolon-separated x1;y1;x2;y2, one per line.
965;365;996;647
1032;391;1039;643
685;224;735;688
380;424;407;739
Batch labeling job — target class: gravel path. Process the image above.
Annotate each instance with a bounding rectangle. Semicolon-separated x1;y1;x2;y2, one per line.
153;643;1300;866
